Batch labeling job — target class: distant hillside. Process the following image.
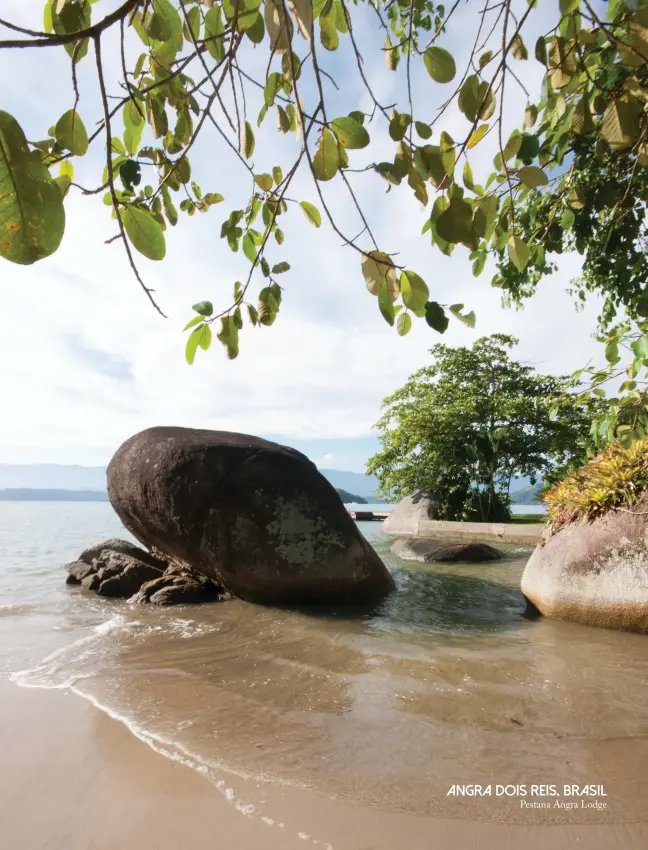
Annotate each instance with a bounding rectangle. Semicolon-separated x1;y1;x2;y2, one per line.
0;463;386;501
0;464;106;490
319;469;383;501
510;483;543;505
0;489;109;502
335;488;367;504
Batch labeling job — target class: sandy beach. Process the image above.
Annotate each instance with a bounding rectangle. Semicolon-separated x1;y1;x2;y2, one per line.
1;679;646;850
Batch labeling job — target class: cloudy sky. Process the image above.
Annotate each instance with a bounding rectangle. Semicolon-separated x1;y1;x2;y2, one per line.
0;1;603;471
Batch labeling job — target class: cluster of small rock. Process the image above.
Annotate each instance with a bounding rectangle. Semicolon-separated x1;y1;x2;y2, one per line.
65;538;225;605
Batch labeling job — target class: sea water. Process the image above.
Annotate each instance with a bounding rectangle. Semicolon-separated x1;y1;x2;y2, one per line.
0;500;645;824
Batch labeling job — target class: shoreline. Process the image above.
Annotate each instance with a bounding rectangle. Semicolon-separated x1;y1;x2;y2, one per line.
382;517;544;546
2;678;647;850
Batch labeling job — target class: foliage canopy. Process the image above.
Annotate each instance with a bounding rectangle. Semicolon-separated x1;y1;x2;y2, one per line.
367;335;600;521
1;0;648;441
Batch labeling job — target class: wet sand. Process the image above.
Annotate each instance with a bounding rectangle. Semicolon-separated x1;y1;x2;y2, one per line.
1;680;646;850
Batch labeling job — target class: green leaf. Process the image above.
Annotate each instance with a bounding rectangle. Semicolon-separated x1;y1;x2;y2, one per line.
312;127;339;181
510;34;528;60
435;198;473;244
425;301;449;333
272;166;283;185
560;0;580;12
423;47;456;83
400;270;429;314
52;0;91;61
524;104;538;127
183;315;204;331
217;316;239;358
605;339;620;363
389;113;412;142
332;116;370;149
242;231;257;262
0;110;65;265
384;34;399;70
378;284;395;326
186;323;211;364
507;234;529;271
192;301;213;316
361;250;398;297
204;5;225;61
467;124;489;148
632;335;648;360
243;121;255;159
571;96;594;135
300;201;321;227
449;303;476;328
272;261;290;273
55;109;88;156
319;11;338;51
535;36;547;65
415;121;432;140
122;205;166;261
148;0;182;42
254;173;273;191
479;50;493;68
517;165;548;188
397;312;412;336
183;5;201;41
602;98;642;151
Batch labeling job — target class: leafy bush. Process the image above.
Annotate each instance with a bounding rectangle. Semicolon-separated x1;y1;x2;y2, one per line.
544;438;648;528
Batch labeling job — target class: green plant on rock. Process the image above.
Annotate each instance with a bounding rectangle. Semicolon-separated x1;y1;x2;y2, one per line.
544;436;648;527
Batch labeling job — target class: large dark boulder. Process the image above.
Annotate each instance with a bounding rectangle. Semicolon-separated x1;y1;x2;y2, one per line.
107;427;394;605
391;538;502;563
521;503;648;633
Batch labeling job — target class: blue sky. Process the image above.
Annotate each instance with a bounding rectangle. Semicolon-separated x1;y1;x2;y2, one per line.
0;1;604;472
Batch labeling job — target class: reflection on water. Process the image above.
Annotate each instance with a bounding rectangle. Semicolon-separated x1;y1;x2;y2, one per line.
1;505;648;823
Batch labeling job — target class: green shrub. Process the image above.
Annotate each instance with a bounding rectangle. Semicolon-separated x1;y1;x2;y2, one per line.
544;438;648;528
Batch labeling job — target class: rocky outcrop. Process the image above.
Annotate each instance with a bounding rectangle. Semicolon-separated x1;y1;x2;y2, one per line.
107;427;394;605
131;566;224;605
65;538;223;605
382;491;441;535
521;504;648;633
79;538;167;571
391;538;502;563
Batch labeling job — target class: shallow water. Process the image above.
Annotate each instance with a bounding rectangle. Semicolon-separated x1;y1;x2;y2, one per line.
0;501;646;823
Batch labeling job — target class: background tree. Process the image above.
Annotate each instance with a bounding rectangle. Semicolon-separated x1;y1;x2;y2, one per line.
0;0;647;441
367;335;601;521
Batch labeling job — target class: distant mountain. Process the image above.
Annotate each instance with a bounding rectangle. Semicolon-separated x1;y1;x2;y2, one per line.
510;483;543;505
0;489;109;502
319;469;382;501
335;488;367;504
0;463;385;501
0;464;106;491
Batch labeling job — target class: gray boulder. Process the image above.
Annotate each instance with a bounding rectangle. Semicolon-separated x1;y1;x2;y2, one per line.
65;561;97;585
107;426;394;605
79;538;167;570
148;579;222;605
391;538;502;563
130;572;223;604
96;557;163;599
382;491;441;536
521;501;648;632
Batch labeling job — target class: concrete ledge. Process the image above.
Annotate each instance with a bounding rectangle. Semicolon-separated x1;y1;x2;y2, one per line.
381;518;544;547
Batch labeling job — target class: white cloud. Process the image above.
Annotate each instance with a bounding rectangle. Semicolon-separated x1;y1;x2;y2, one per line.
0;2;606;467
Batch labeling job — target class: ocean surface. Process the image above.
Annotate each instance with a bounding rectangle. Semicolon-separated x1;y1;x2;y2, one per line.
0;500;645;824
